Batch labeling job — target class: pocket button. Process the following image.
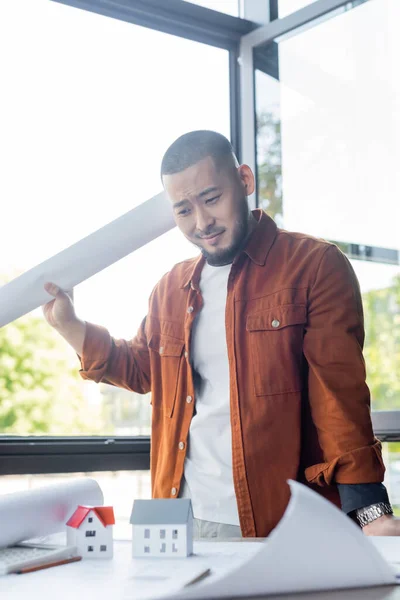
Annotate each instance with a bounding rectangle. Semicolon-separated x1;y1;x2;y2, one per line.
271;319;280;328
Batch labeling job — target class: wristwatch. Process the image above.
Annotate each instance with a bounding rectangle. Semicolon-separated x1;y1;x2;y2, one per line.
355;502;393;527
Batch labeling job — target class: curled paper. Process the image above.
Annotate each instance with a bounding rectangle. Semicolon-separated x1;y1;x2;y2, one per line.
0;478;103;547
0;192;175;328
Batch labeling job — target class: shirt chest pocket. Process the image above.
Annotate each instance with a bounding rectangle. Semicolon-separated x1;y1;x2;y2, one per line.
148;335;184;417
246;304;307;396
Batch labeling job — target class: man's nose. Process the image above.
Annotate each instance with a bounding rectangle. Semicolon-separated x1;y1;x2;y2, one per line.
195;207;215;234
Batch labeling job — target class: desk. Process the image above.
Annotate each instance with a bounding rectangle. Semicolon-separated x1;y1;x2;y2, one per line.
2;539;400;600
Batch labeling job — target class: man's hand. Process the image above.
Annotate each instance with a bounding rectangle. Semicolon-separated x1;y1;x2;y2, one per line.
363;515;400;536
42;282;86;355
43;282;76;330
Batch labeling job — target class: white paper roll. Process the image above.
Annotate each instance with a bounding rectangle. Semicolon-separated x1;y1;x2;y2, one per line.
0;478;103;547
0;192;175;328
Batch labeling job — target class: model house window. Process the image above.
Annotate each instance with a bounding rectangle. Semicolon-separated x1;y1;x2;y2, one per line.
160;543;166;553
88;546;94;552
85;530;96;537
88;517;93;523
144;546;150;553
100;545;107;552
144;528;150;539
160;529;166;539
172;529;178;539
172;543;178;553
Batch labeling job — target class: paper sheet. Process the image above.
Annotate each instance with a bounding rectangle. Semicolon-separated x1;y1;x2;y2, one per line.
1;540;264;600
0;478;103;548
164;480;397;600
369;537;400;570
0;192;175;328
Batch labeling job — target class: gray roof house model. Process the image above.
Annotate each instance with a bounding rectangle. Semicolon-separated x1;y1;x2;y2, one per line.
130;499;194;558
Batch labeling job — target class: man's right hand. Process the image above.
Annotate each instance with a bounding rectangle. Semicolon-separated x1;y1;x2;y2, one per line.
43;282;76;330
43;282;86;355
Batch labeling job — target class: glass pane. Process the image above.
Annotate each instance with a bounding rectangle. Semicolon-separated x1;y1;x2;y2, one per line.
383;443;400;516
0;2;230;435
351;261;400;409
255;0;399;249
0;472;151;539
255;0;400;409
182;0;239;16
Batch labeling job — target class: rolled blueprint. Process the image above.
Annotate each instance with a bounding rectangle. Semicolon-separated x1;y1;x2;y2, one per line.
0;478;103;548
0;192;175;328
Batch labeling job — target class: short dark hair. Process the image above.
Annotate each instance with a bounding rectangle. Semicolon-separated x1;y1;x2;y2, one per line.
161;130;237;178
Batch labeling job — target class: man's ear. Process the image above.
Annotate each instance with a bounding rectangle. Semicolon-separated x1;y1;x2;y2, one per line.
237;164;255;196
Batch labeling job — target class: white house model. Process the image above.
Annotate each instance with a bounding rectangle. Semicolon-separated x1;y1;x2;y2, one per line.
66;505;115;559
130;499;193;558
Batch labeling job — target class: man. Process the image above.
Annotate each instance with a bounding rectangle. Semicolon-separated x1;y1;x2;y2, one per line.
44;130;397;538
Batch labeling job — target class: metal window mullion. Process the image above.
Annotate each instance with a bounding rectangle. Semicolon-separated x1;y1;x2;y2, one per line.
229;48;242;162
241;0;352;49
372;412;400;442
239;36;257;208
51;0;258;51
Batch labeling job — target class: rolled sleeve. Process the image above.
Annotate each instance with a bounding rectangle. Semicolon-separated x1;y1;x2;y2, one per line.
305;441;385;486
79;322;113;383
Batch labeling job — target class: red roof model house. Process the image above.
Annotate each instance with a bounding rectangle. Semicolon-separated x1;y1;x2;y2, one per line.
66;505;115;559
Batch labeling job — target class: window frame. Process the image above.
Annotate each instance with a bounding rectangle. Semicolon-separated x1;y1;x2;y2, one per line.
1;0;398;479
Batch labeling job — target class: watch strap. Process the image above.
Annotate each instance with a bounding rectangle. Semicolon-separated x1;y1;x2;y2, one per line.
355;502;393;527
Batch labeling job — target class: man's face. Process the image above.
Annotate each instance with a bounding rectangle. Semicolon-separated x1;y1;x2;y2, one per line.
163;156;255;266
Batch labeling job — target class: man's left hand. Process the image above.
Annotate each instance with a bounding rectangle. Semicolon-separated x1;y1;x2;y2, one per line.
363;515;400;536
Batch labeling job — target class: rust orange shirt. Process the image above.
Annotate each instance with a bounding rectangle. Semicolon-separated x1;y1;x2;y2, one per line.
80;210;384;537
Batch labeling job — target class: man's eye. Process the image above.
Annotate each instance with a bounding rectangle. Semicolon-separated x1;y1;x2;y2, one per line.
205;196;220;204
178;208;191;216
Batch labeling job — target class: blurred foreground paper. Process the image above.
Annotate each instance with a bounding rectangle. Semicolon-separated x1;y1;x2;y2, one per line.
0;192;175;328
165;480;397;600
0;478;103;548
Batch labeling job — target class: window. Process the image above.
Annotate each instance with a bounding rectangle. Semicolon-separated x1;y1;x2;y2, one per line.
0;1;230;439
85;531;96;537
160;543;166;553
144;529;150;539
88;546;94;552
144;546;150;553
160;529;166;539
172;543;178;553
172;529;179;540
254;0;400;409
100;545;107;552
88;517;93;523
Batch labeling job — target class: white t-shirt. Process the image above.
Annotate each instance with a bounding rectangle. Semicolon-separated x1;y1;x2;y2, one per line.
181;261;240;526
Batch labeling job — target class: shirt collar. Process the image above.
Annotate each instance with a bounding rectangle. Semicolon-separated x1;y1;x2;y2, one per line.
242;209;278;266
180;209;277;289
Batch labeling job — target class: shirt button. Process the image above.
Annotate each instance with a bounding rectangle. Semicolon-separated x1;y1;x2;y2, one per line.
187;306;194;314
171;487;177;496
184;351;188;359
186;395;193;404
271;319;280;328
159;346;164;354
178;441;185;450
